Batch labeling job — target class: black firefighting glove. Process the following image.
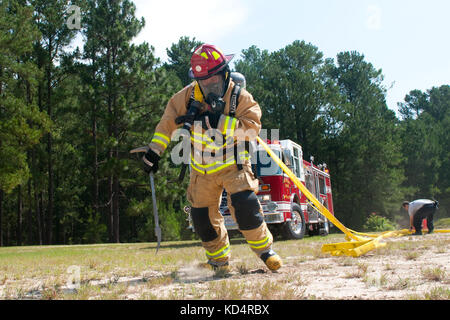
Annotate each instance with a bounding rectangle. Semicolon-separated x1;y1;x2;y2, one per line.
196;111;222;130
142;149;161;174
175;101;202;128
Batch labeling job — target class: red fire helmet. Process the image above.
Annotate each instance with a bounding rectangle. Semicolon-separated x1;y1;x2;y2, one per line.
189;44;234;80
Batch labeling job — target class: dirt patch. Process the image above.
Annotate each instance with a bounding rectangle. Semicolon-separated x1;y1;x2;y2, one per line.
128;233;449;300
0;233;448;300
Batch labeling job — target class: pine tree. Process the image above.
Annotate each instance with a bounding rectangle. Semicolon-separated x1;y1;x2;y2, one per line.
0;0;50;246
235;41;328;159
165;36;202;87
399;85;450;217
30;0;80;244
81;0;180;243
327;51;404;228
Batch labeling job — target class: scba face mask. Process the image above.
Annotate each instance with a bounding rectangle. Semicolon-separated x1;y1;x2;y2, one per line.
199;73;227;113
199;74;225;99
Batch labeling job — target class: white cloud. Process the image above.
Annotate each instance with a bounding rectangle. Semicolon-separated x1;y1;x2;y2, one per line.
133;0;249;61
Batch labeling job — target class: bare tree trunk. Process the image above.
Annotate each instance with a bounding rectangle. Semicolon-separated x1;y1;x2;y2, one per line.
112;91;120;243
39;192;45;245
27;180;33;245
36;48;44;246
0;189;3;247
106;46;114;243
113;175;120;243
46;43;54;245
55;170;60;244
31;147;43;246
108;176;114;242
91;56;100;219
17;186;23;246
34;184;42;245
26;83;33;245
93;108;99;217
0;67;3;246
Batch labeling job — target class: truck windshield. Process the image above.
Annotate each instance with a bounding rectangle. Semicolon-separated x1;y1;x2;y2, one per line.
254;150;282;176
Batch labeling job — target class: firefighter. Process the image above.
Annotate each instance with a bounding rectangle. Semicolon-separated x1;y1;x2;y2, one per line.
142;44;282;271
402;199;439;235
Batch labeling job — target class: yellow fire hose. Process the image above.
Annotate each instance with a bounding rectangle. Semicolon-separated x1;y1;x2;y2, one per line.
257;137;450;257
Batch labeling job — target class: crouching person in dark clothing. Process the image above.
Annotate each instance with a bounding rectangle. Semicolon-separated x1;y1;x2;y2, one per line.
402;199;439;235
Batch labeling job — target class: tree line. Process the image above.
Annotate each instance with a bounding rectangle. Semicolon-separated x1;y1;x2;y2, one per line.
0;0;448;246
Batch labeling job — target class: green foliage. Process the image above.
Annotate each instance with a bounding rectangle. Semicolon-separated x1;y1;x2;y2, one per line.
136;201;188;242
235;41;329;158
0;2;448;246
237;47;406;230
398;85;450;217
165;36;203;87
83;213;107;244
323;52;405;229
363;214;396;232
0;0;50;193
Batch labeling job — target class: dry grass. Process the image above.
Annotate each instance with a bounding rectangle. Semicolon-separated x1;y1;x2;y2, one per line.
404;251;420;260
421;267;447;282
0;231;448;300
406;287;450;300
386;277;413;291
363;273;388;288
344;264;368;279
0;234;334;300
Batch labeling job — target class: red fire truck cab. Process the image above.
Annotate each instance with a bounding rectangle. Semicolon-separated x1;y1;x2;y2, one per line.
186;139;334;240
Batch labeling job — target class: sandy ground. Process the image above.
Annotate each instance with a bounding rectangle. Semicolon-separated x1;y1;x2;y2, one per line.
1;232;448;300
154;232;450;300
279;234;449;300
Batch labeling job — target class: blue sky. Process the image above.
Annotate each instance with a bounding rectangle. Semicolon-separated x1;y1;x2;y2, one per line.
131;0;450;113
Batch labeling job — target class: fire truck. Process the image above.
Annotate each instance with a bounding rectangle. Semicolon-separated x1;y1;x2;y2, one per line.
185;139;334;240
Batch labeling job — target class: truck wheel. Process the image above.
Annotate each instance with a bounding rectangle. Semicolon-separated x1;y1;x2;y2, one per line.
282;204;306;240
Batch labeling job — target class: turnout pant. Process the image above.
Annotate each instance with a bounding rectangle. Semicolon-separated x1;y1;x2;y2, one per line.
187;163;273;266
413;203;437;233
